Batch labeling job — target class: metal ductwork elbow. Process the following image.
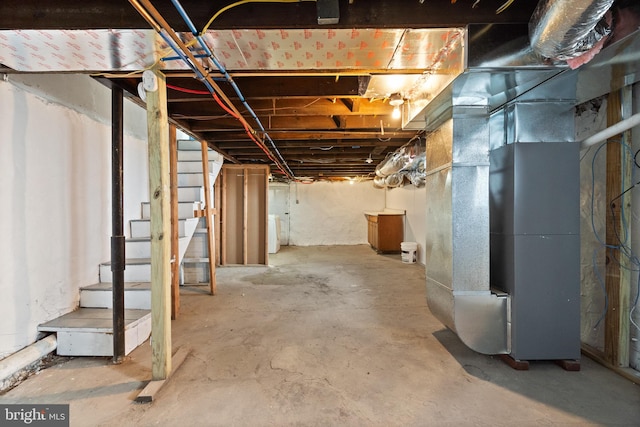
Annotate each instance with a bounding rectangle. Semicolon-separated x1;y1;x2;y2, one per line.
424;107;510;356
529;0;614;63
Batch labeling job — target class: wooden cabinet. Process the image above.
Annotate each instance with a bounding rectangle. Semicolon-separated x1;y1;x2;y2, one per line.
364;211;404;253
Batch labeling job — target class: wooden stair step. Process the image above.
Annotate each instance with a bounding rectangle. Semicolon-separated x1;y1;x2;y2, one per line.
80;282;151;309
99;259;153;283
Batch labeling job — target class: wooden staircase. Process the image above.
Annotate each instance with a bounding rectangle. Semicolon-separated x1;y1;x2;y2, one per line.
38;140;222;357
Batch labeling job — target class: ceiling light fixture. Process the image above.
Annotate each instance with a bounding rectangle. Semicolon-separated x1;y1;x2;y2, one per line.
389;93;403;120
388;93;404;107
392;105;401;119
365;154;373;164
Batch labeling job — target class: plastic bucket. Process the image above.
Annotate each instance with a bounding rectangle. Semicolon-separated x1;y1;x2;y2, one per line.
401;242;417;264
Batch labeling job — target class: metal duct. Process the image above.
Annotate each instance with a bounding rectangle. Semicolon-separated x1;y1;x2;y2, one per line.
373;137;426;189
410;24;567;355
424;108;510;355
529;0;614;61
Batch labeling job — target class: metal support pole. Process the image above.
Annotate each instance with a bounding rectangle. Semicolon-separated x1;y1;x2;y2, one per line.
111;86;126;363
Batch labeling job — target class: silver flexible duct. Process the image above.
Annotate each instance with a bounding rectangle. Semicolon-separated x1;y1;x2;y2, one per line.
529;0;614;60
373;137;425;189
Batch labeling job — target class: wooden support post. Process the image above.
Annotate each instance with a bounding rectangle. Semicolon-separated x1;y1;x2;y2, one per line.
221;169;227;265
264;167;270;265
243;167;249;265
146;68;172;380
214;177;222;266
200;140;217;295
111;85;126;363
604;89;632;367
169;124;180;319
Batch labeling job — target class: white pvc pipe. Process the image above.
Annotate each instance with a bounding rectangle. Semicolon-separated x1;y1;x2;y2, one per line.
0;335;57;388
581;112;640;149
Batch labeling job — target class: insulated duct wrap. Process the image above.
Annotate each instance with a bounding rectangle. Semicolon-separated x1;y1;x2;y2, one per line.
529;0;614;60
373;137;425;188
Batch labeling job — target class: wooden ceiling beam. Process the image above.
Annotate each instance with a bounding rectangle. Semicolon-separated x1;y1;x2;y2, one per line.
199;130;416;140
214;140;406;150
187;115;405;131
224;148;382;156
114;75;367;101
168;99;388;117
0;0;538;30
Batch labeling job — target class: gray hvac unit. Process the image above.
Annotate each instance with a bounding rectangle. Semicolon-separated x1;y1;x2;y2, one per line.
489;136;581;361
422;71;581;362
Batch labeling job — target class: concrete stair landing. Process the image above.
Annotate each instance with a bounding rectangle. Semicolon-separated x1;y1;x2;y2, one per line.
38;308;151;357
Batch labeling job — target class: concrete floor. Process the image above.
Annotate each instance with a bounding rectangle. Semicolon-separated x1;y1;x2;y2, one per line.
2;245;639;426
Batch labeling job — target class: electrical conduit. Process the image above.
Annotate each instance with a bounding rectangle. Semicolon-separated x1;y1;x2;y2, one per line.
128;0;294;179
169;0;294;178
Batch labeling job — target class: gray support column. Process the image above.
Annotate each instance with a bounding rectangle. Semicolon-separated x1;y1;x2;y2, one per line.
111;86;125;363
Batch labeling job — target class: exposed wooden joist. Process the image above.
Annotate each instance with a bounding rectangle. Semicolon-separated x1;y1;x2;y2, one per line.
224;76;365;99
0;0;538;30
162;76;364;101
176;114;401;131
228;148;389;156
291;163;377;169
291;171;376;177
195;130;414;140
343;98;361;113
215;145;404;154
214;140;406;149
232;150;393;158
209;134;416;144
187;115;404;131
167;98;394;117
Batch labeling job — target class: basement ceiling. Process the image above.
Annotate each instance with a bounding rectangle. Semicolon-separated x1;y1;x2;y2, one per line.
0;0;540;181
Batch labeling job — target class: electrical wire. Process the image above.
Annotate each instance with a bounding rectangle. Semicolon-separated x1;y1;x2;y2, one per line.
589;140;640;334
169;0;295;179
631;267;640;332
496;0;515;14
167;84;209;95
129;0;294;179
167;83;241;119
201;0;306;35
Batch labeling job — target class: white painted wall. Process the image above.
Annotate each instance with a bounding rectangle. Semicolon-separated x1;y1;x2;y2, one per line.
287;181;385;245
0;74;148;358
385;184;427;265
269;180;427;264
